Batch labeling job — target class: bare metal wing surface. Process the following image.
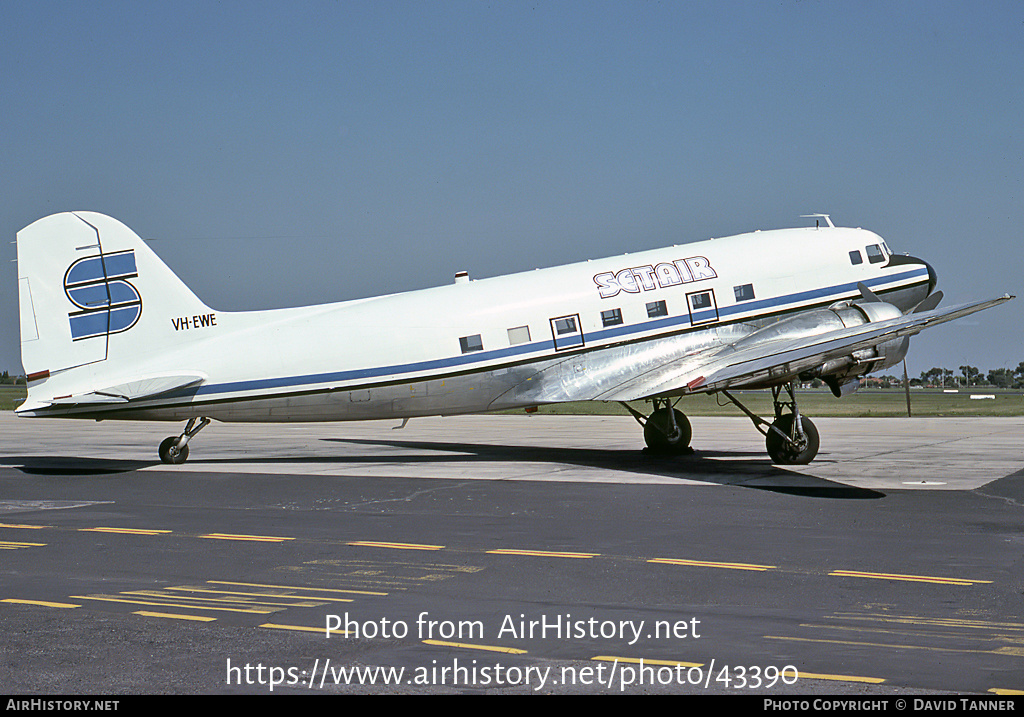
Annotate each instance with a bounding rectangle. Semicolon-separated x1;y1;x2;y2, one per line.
595;295;1014;402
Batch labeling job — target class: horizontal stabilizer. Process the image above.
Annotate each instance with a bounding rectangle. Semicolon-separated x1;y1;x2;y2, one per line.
43;373;206;407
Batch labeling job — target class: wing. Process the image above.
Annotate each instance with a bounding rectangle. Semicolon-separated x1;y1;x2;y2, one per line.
592;295;1013;402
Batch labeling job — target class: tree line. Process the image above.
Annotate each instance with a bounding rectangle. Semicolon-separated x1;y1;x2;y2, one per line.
917;364;1024;389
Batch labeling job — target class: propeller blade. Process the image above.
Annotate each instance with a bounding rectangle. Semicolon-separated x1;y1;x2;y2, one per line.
857;282;882;303
914;290;944;313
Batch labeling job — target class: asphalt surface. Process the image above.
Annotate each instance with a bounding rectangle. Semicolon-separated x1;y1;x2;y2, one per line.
1;413;1022;695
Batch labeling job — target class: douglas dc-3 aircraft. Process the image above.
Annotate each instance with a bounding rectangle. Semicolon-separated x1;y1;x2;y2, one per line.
15;211;1012;465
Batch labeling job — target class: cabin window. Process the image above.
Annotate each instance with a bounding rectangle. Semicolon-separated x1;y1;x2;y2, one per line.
553;316;577;335
601;309;623;327
690;292;712;310
646;300;668;318
686;288;719;326
550;313;584;350
459;334;483;353
866;244;885;264
849;250;863;265
507;326;531;345
733;283;755;302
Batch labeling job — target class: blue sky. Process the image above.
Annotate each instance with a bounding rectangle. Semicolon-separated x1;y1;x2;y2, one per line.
2;1;1022;378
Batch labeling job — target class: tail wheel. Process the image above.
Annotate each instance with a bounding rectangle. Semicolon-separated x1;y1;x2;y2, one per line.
765;415;819;464
159;437;189;465
644;407;692;453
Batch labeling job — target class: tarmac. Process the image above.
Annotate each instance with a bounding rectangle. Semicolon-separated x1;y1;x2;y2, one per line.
1;412;1022;695
2;412;1022;490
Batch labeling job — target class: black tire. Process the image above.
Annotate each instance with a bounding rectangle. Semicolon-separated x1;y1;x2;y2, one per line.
765;415;819;464
158;436;189;465
643;407;692;453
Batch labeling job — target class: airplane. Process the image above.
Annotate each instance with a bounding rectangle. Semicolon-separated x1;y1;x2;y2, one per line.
14;211;1012;466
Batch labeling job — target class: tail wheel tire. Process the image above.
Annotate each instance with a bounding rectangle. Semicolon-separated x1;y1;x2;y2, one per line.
766;415;819;464
643;408;692;453
159;436;189;465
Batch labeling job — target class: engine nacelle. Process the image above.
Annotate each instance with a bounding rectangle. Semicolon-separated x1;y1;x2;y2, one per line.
734;300;910;393
868;334;911;371
845;301;910;373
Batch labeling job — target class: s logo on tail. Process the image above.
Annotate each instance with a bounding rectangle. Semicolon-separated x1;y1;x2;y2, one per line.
63;249;143;341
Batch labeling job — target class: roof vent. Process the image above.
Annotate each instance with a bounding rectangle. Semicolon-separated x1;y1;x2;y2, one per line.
454;271;470;284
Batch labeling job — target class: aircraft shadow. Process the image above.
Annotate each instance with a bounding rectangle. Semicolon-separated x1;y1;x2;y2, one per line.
5;456;155;476
2;441;884;500
317;437;885;500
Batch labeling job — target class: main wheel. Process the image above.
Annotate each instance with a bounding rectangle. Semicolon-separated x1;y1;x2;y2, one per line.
765;415;819;464
159;436;189;465
643;407;692;453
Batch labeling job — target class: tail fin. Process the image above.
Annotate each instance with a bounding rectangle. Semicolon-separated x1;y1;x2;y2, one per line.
17;212;212;411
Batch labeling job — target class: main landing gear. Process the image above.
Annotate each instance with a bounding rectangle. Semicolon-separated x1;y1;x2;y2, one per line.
625;381;820;464
622;398;693;454
158;417;210;465
722;382;819;465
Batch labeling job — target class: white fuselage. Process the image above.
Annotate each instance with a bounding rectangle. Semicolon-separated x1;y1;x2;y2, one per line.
19;225;932;422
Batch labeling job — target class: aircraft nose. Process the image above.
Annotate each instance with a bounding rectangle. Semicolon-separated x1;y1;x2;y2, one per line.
885;254;938;295
924;259;938;295
881;253;938;312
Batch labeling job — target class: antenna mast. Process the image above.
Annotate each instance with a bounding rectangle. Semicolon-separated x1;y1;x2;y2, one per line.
800;213;835;229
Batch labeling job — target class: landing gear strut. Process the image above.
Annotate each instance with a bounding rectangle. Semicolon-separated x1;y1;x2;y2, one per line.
158;417;210;465
622;398;692;454
722;382;819;464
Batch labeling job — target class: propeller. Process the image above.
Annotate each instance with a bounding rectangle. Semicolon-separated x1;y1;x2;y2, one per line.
903;360;912;417
858;281;944;316
913;290;944;313
856;282;882;303
854;280;941;417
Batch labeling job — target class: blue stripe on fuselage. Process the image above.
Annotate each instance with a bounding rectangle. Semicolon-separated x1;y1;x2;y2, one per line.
176;267;928;402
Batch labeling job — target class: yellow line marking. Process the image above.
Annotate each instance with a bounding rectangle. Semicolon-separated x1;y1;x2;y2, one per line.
766;634;1012;656
423;640;528;654
0;523;48;530
593;655;882;684
801;618;1024;646
829;569;991;586
797;622;972;642
2;598;80;608
134;611;216;622
990;689;1024;695
261;623;349;636
81;527;172;535
794;671;885;684
209;580;387;596
592;655;703;668
200;533;294;542
649;557;775;571
123;590;326;608
69;595;281;614
164;586;353;603
348;541;444;551
831;613;1024;630
0;541;47;548
486;549;599;559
